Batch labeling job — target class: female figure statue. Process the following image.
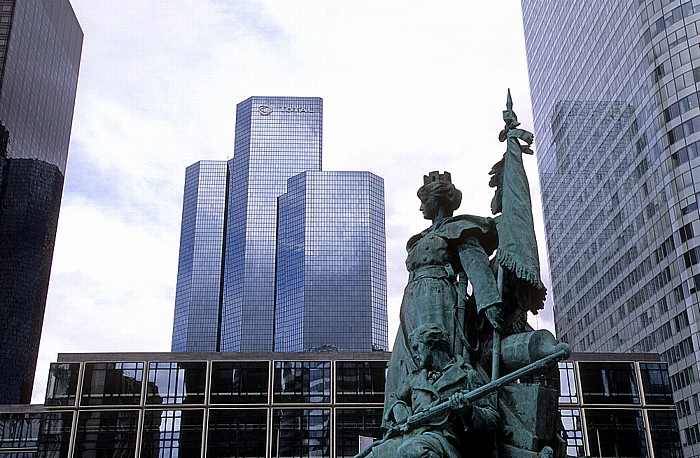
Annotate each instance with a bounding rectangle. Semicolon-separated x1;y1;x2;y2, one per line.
383;171;503;424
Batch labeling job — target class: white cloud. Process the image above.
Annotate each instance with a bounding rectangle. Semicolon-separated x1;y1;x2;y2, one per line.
33;0;555;402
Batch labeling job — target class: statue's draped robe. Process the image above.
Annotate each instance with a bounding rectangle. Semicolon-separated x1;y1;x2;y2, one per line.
383;216;497;425
375;355;499;457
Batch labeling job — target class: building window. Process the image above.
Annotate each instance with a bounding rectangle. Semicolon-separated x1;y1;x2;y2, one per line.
559;409;584;457
74;410;139;456
146;362;207;405
558;362;578;404
686;423;700;445
335;408;383;458
585;409;648;456
679;222;695;243
648;409;683;456
206;409;267;457
38;411;72;457
273;361;330;403
0;412;40;449
140;409;204;457
683;247;700;269
579;362;640;404
210;361;268;404
81;362;144;406
45;363;80;406
272;409;330;458
336;361;386;404
640;363;673;405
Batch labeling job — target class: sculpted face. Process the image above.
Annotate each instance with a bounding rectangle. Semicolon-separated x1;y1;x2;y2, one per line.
411;340;432;370
419;195;439;220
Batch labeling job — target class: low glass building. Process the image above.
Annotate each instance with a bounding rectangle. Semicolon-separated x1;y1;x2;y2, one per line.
559;353;682;457
0;352;681;457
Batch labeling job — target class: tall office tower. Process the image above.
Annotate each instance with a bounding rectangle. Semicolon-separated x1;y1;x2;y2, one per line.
0;0;82;404
522;0;700;452
274;171;389;352
172;97;389;354
171;161;228;352
222;96;323;352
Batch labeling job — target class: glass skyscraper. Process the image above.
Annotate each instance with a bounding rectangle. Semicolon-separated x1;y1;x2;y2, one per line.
275;171;388;352
522;0;700;453
222;96;323;352
171;161;228;352
173;96;388;354
0;0;82;404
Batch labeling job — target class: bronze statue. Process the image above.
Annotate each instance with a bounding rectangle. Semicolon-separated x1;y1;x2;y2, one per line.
382;169;503;419
360;91;568;458
370;324;499;457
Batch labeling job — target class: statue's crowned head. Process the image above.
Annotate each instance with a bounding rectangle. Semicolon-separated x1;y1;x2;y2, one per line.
417;171;462;216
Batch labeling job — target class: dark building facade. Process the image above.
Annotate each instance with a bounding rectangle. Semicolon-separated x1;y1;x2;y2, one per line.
0;0;82;404
172;97;389;354
0;352;681;457
521;0;700;453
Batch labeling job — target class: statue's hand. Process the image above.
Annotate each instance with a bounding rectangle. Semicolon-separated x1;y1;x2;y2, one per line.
450;392;473;415
391;403;411;424
484;304;503;332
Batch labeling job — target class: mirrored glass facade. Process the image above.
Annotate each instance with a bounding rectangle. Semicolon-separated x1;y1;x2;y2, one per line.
75;410;140;456
222;96;323;352
0;0;82;404
146;362;207;405
141;409;204;457
0;352;681;457
0;409;72;457
172;97;389;354
273;361;331;404
275;171;388;352
80;363;144;407
0;0;82;173
1;352;388;457
558;354;682;457
172;161;228;352
522;0;700;453
209;361;268;405
45;363;80;407
206;408;267;457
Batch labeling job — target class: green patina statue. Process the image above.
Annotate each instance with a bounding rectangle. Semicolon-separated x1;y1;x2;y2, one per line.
368;323;499;457
358;91;569;458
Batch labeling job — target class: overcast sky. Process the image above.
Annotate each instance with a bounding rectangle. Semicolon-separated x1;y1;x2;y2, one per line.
33;0;554;402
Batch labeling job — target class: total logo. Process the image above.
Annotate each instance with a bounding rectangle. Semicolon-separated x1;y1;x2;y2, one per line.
258;105;314;116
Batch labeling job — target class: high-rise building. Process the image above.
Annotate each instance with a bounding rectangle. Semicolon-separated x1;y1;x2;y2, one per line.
222;96;323;352
171;161;228;352
275;171;388;352
0;0;82;404
522;0;700;453
172;97;388;353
